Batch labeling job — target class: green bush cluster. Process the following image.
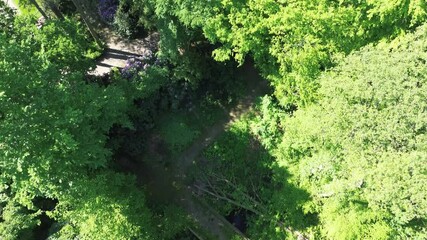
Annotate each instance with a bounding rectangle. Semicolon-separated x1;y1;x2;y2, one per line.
0;1;16;34
13;15;101;71
113;0;155;38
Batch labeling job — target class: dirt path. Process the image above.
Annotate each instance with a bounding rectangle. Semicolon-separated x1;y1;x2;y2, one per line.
90;32;159;75
119;62;269;239
173;62;269;239
175;61;269;177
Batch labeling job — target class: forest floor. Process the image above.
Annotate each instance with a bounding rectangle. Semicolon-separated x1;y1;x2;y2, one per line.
91;31;159;75
120;62;270;239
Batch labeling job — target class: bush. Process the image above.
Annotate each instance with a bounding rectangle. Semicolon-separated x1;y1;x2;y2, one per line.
113;8;136;38
0;1;15;34
14;16;101;72
98;0;118;23
121;58;145;79
112;0;155;38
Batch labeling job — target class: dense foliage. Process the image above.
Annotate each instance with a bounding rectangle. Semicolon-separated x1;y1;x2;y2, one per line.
148;0;427;107
0;11;158;239
274;24;427;239
0;1;16;33
2;0;427;239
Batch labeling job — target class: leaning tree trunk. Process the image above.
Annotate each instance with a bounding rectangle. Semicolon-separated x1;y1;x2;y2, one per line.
29;0;49;19
47;1;64;19
70;0;102;47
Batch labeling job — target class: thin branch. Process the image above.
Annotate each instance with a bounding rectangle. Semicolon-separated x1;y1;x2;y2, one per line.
193;184;264;216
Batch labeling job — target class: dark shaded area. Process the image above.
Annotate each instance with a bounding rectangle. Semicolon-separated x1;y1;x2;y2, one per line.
174;229;198;240
405;218;427;233
57;0;77;15
105;50;239;157
226;209;248;233
105;47;145;57
32;197;58;211
33;212;55;240
197;120;317;237
85;72;113;86
268;164;319;230
31;197;59;240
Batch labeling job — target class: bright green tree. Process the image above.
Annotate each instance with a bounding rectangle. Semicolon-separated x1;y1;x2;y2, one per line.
13;15;101;72
49;172;155;240
149;0;427;107
276;23;427;239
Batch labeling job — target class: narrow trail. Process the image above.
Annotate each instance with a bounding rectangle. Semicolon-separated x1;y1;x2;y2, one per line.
120;62;270;239
175;62;269;239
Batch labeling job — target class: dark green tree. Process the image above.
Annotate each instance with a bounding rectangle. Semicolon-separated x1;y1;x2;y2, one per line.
0;16;156;239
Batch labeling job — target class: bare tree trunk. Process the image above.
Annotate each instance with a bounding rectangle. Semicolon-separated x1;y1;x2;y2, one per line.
47;1;64;19
70;0;102;47
29;0;49;19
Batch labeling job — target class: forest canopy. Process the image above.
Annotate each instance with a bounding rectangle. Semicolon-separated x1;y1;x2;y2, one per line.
275;24;427;239
1;0;427;239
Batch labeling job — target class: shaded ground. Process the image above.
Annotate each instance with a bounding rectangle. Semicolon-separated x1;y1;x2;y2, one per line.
90;32;159;75
119;62;270;239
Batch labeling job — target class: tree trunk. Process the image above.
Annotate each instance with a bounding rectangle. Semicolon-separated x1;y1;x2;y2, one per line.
47;1;64;19
29;0;49;19
70;0;102;47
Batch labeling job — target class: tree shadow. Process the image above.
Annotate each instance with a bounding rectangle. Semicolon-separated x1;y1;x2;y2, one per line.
270;164;318;230
104;47;144;57
193;121;317;238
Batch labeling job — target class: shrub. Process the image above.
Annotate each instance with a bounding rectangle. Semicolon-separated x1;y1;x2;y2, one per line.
98;0;119;23
121;58;145;79
113;8;135;38
0;1;15;34
112;0;155;38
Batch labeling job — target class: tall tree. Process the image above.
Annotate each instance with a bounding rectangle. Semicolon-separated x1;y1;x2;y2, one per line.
150;0;427;107
0;16;152;239
276;23;427;239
